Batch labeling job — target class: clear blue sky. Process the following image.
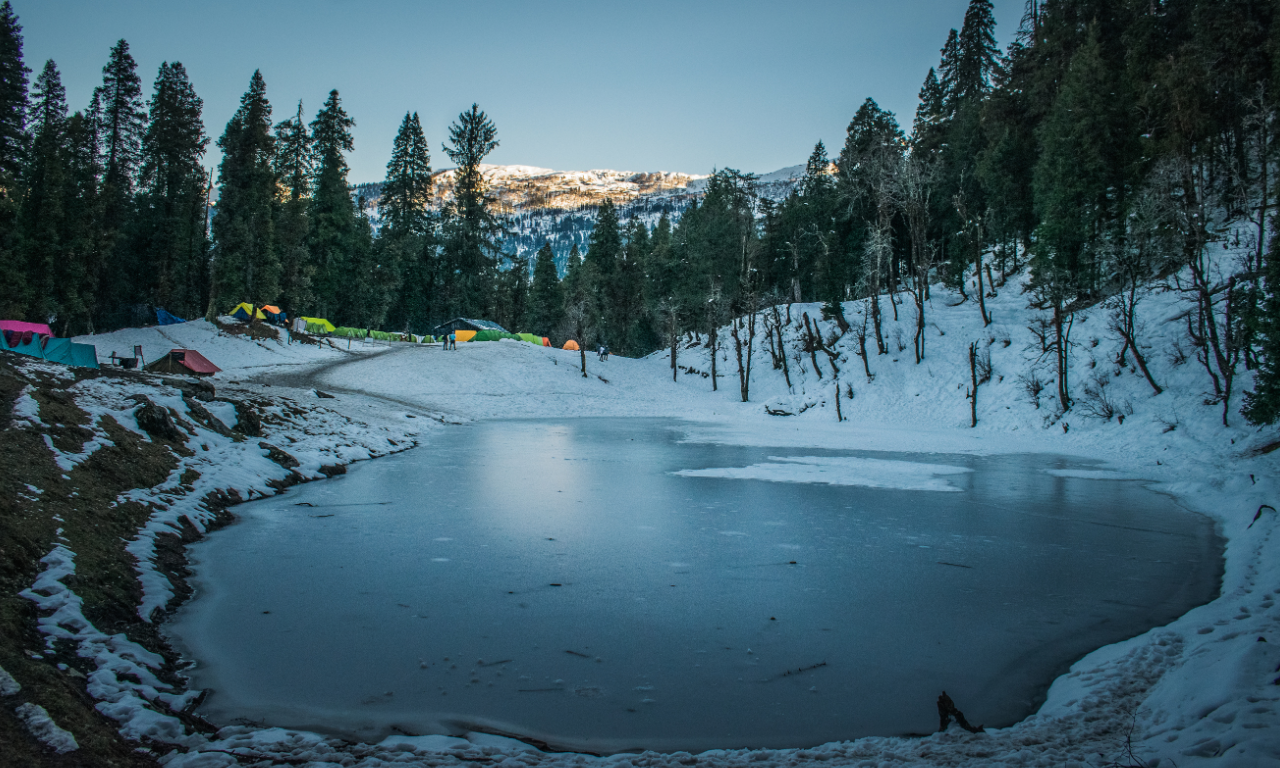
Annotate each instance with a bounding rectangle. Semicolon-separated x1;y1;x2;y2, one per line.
19;0;1027;182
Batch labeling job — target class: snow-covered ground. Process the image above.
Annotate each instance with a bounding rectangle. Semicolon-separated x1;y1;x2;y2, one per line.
14;270;1278;766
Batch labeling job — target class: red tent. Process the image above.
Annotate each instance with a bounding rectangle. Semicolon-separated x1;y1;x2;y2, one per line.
143;349;221;375
0;320;53;337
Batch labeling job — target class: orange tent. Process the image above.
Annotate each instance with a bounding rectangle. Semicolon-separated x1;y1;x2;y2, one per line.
563;340;580;351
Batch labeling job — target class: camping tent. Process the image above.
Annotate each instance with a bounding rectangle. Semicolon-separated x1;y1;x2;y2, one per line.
230;303;266;321
261;305;286;324
563;340;580;351
144;349;220;376
432;318;510;337
1;320;54;337
1;332;98;369
155;308;185;325
300;317;335;334
517;333;547;346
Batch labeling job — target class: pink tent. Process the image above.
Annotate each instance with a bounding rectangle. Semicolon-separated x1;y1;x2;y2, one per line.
0;320;53;337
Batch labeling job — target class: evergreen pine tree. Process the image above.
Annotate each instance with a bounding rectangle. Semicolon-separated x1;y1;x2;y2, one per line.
1031;24;1132;410
97;40;145;199
58;106;106;334
17;60;67;322
378;111;433;331
379;111;432;238
211;70;278;312
527;241;563;338
619;217;655;353
136;61;208;317
273;101;314;318
0;0;28;178
0;0;26;318
912;68;946;152
937;29;961;113
586;197;623;343
308;89;357;319
94;39;146;326
440;103;503;319
1244;230;1280;424
954;0;999;104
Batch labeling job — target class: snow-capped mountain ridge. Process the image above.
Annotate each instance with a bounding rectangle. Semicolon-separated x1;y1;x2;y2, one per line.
355;163;806;274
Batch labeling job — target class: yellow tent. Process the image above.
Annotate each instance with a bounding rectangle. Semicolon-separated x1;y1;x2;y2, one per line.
230;302;266;320
455;329;477;342
563;339;580;351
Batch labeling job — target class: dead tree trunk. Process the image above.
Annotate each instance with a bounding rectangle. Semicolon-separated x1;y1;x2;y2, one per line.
803;313;823;379
968;341;979;427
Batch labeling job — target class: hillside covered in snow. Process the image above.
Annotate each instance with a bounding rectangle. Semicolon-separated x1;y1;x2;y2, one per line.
2;251;1276;765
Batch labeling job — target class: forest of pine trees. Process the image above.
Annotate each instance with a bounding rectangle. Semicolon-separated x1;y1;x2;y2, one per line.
3;0;1280;426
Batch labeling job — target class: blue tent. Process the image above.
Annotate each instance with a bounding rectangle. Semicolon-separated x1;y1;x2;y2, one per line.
0;334;98;369
155;308;186;326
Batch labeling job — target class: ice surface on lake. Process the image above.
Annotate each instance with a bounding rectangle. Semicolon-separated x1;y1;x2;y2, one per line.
164;419;1219;754
675;456;973;491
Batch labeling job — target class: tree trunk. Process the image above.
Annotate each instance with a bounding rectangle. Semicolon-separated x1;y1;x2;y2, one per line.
975;252;991;326
709;324;718;391
803;313;822;379
870;293;886;354
969;341;978;427
1054;302;1070;412
773;306;792;390
671;326;678;383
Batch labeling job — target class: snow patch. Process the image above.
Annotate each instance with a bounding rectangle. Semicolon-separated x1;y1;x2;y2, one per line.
1044;468;1147;480
0;663;20;696
11;384;39;427
15;702;79;753
676;455;972;492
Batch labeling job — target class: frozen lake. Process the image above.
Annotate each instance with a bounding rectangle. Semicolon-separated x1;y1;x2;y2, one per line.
164;419;1221;754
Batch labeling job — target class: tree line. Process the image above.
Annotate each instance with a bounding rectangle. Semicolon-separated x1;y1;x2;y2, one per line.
3;0;1280;428
0;1;520;335
553;0;1280;427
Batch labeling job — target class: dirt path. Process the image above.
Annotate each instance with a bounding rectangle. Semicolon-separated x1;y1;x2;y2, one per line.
247;343;467;423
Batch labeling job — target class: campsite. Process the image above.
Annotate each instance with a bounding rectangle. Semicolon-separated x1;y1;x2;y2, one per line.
3;0;1280;766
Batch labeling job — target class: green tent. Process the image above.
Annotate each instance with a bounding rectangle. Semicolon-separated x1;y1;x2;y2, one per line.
332;327;368;339
301;317;335;334
517;333;545;345
471;330;523;342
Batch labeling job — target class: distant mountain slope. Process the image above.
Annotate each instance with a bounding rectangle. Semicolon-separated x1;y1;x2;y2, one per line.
355;164;805;274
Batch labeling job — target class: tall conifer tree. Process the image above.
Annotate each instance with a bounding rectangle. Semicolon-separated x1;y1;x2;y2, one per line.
527;242;563;338
440;103;502;319
273;101;313;317
18;60;67;322
0;0;27;318
94;39;146;325
308;89;357;319
211;70;278;312
378;111;433;331
136;62;208;317
380;111;432;238
0;0;28;178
